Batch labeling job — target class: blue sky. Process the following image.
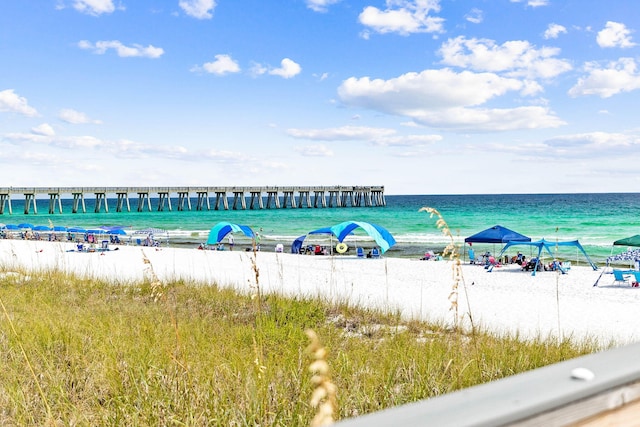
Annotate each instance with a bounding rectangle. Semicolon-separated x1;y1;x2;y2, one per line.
1;0;639;195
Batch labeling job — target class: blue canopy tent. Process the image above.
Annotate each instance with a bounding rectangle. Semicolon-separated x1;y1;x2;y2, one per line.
464;225;531;264
330;221;396;254
291;227;335;254
206;222;255;246
490;239;598;276
465;225;531;244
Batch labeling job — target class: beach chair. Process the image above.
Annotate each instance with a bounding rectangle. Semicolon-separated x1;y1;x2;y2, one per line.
356;247;364;258
371;247;380;258
613;270;630;285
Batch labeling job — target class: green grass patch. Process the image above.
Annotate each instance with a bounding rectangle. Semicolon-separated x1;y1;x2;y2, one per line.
0;268;601;426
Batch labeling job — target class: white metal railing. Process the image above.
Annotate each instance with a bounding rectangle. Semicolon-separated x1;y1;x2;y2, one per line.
335;341;640;426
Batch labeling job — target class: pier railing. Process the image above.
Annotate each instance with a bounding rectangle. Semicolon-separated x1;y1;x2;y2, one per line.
0;186;386;214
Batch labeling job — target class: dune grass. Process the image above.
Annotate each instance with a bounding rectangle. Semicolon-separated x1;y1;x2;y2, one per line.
0;265;601;426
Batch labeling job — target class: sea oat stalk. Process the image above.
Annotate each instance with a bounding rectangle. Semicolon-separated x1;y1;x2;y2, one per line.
306;329;337;426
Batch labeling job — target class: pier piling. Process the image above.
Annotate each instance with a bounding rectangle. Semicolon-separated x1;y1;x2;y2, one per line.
0;186;386;214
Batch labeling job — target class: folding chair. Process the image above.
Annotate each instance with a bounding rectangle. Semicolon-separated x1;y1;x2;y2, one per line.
613;270;631;285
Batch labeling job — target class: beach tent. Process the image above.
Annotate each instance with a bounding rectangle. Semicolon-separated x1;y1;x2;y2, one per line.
465;225;531;244
613;235;640;247
607;248;640;266
330;221;396;254
291;227;335;254
131;227;170;246
607;235;640;267
206;222;255;245
491;239;598;276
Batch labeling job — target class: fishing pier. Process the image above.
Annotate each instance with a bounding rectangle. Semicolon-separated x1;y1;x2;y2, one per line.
0;186;386;214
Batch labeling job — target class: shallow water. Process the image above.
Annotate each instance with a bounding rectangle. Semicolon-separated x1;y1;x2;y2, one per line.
2;193;639;264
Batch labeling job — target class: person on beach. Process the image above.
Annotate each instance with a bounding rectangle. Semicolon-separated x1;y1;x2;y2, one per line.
228;234;234;251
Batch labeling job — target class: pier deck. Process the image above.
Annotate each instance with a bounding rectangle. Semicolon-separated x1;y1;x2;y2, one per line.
0;186;386;214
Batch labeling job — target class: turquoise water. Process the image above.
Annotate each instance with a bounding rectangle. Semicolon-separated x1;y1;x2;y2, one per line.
2;193;639;264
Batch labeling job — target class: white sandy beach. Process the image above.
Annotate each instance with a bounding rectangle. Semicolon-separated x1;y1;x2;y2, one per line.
0;239;638;347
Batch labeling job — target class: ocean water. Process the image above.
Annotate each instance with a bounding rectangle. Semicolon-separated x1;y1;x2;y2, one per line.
1;193;639;265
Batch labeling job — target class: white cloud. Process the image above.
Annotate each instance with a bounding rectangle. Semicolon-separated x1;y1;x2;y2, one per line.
287;125;396;141
31;124;55;137
71;0;118;16
179;0;216;20
544;23;567;39
509;0;548;6
408;105;564;131
4;132;104;149
438;36;572;80
339;69;523;111
269;58;302;78
373;134;442;147
337;69;565;131
541;132;640;157
249;62;269;77
490;131;640;162
0;89;38;117
59;108;102;124
306;0;340;13
465;8;483;24
569;58;640;98
78;40;164;58
287;125;441;147
197;54;241;75
294;144;334;157
358;0;445;36
597;21;636;48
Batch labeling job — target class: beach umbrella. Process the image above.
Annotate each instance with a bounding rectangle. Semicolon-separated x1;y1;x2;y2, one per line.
17;223;34;229
3;224;20;230
67;226;87;233
33;225;52;231
613;235;640;247
107;228;127;235
206;222;255;245
329;221;396;254
99;225;127;232
53;226;67;232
